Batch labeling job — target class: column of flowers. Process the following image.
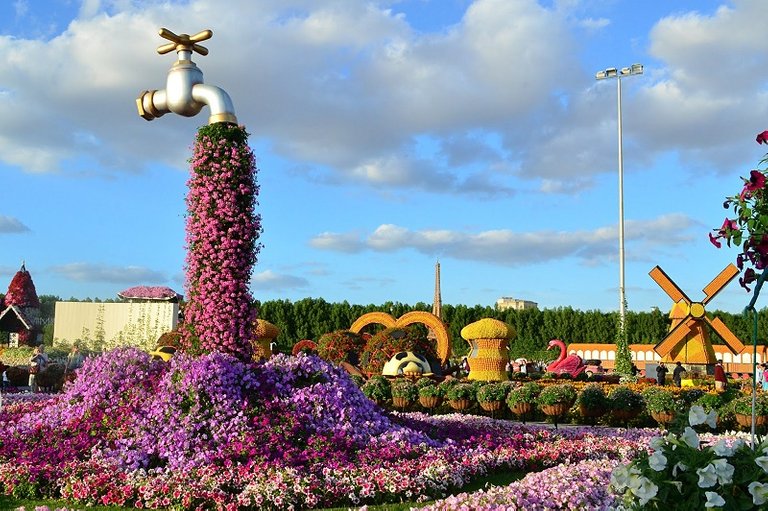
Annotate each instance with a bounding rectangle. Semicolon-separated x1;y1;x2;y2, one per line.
181;123;262;360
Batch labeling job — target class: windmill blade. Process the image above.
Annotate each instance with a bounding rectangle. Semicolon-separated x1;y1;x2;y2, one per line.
649;266;691;304
701;264;739;304
704;316;746;354
654;319;694;356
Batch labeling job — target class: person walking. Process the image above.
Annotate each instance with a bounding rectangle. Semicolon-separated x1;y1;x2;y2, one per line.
714;359;727;392
673;362;685;387
28;346;47;393
656;361;669;386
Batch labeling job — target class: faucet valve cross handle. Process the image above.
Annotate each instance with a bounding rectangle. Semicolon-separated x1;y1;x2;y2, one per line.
156;28;212;56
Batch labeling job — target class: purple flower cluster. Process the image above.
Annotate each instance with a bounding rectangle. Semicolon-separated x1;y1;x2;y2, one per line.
182;124;262;360
421;459;621;510
117;286;181;300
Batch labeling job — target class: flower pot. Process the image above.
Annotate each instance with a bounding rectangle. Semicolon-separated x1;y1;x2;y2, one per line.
650;410;675;426
449;399;473;411
612;409;641;421
392;397;411;409
540;403;570;417
510;402;533;416
419;395;442;409
579;404;607;418
480;400;503;412
735;413;768;428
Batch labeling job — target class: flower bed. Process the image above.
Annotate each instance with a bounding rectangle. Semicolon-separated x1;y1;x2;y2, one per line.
0;348;663;510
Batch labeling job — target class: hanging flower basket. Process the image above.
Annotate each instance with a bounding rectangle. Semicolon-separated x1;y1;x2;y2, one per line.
510;402;533;416
650;410;676;426
579;404;607;419
735;413;768;428
392;396;412;409
480;400;503;412
612;409;641;421
540;403;570;417
419;395;442;409
449;399;473;411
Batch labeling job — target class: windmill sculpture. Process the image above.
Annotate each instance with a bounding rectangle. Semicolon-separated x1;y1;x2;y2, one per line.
649;264;745;364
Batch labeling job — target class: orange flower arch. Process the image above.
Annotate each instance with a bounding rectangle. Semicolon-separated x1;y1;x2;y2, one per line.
349;311;450;364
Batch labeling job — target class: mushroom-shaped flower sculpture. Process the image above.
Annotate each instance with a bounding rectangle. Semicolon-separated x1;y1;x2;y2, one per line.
460;318;516;381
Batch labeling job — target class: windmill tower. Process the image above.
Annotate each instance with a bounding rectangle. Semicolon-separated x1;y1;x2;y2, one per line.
649;264;745;364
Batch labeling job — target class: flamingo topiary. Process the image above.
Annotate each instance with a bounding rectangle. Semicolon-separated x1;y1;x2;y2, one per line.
545;339;587;378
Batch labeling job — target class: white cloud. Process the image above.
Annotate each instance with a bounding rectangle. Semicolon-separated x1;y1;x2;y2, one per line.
49;262;166;283
251;270;309;290
1;0;767;195
0;215;30;233
309;213;697;266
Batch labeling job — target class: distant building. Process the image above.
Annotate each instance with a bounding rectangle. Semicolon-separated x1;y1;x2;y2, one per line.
495;297;538;311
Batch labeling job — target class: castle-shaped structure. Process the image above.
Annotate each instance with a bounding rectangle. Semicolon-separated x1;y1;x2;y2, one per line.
0;262;43;346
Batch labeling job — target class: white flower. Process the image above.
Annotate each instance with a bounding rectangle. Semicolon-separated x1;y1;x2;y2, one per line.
670;481;683;493
689;405;706;425
610;465;631;490
705;491;725;508
697;463;718;488
629;476;658;506
648;450;668;471
672;461;689;476
649;436;667;451
712;439;740;457
711;458;734;485
755;455;768;473
682;427;700;449
749;481;768;505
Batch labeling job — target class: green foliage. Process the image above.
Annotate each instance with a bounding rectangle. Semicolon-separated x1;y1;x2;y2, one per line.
0;346;35;366
537;384;576;406
476;382;507;403
613;301;633;377
390;379;418;400
316;330;365;365
445;382;476;401
361;375;391;402
642;387;678;413
608;386;644;412
577;383;609;410
732;394;768;416
418;381;444;398
506;382;541;407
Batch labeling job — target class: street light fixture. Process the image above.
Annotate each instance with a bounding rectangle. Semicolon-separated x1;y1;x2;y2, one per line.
595;63;643;333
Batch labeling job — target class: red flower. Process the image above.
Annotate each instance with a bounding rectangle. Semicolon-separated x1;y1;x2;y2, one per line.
757;130;768;144
741;170;767;199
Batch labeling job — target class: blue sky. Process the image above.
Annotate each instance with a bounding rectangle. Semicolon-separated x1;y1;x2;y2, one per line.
1;0;767;314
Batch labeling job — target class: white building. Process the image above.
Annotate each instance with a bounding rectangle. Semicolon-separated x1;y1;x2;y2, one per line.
496;297;538;311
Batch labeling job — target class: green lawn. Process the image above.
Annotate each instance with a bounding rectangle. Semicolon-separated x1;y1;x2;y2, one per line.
0;470;524;510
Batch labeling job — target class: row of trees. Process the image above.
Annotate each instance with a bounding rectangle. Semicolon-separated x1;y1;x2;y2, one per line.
4;295;767;360
257;298;768;360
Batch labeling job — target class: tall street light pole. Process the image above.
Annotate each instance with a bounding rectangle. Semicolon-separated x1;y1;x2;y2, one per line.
595;63;643;333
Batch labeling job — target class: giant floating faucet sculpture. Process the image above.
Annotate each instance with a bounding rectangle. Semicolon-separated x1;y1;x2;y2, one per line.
135;28;259;362
136;28;237;125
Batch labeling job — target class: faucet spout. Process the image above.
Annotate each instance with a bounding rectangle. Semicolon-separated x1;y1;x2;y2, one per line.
136;28;237;125
192;84;237;124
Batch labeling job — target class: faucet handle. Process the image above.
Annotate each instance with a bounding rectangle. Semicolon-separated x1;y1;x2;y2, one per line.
156;28;213;56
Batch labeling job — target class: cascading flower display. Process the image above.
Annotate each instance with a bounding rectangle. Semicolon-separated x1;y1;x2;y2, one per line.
710;131;768;291
0;348;664;510
181;123;262;360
